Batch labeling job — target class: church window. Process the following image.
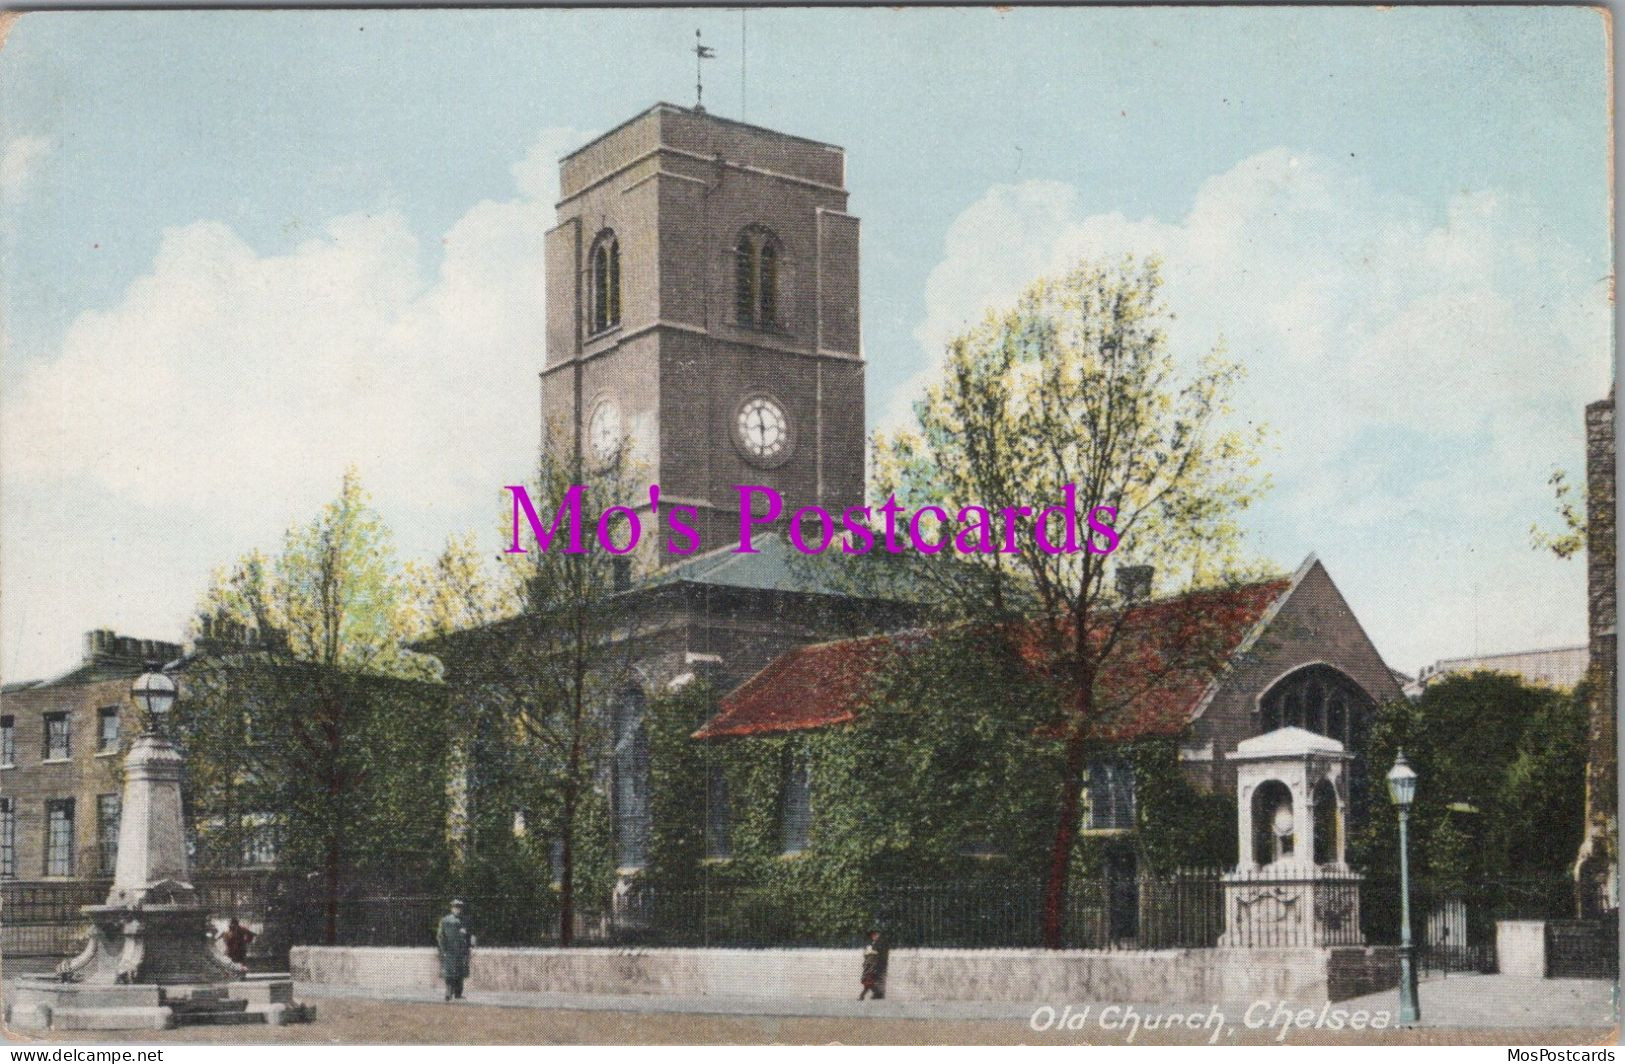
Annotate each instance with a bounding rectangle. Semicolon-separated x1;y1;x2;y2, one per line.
1258;665;1377;828
1086;759;1135;830
705;763;732;860
590;233;621;335
612;689;650;870
780;753;811;854
734;226;782;328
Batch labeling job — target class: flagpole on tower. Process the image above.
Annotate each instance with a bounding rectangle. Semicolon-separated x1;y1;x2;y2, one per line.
694;29;716;113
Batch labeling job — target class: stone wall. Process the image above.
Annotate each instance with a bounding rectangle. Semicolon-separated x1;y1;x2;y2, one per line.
292;945;1397;1005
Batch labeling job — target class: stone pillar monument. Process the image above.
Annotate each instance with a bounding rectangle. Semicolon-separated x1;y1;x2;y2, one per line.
1219;726;1364;947
7;672;312;1031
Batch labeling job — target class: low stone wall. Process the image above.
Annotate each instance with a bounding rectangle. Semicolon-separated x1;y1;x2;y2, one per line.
1497;920;1547;979
292;945;1398;1005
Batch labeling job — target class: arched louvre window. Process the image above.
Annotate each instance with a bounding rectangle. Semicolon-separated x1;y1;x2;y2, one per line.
758;242;778;324
734;226;782;328
590;233;621;335
612;689;649;870
780;753;811;854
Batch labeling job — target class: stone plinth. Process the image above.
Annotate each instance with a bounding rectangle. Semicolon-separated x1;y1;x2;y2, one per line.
7;723;311;1031
1219;867;1364;948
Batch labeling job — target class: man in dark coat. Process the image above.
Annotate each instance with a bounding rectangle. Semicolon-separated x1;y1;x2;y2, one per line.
858;928;889;1000
220;917;256;965
437;899;472;1001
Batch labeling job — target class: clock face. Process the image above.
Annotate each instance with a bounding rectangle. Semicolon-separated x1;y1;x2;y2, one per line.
736;396;789;465
588;399;622;463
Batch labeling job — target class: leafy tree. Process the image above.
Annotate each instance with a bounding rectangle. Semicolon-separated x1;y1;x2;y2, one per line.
870;255;1269;946
409;436;645;945
1352;672;1587;931
189;468;444;942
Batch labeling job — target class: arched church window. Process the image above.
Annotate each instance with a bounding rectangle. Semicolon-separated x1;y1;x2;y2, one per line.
590;232;621;335
734;226;782;328
612;688;649;869
1258;664;1378;830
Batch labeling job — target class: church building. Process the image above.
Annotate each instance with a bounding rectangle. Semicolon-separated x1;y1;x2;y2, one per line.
430;103;1405;926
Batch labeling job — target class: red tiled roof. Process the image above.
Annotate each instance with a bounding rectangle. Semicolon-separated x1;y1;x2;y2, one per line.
693;579;1291;743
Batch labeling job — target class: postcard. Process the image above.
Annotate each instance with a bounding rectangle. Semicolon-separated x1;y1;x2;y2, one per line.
0;5;1616;1050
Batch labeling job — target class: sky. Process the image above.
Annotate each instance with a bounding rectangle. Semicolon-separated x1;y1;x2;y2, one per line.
0;7;1612;682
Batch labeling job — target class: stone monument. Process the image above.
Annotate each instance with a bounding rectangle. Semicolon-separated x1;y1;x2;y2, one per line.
7;669;313;1031
1219;726;1364;947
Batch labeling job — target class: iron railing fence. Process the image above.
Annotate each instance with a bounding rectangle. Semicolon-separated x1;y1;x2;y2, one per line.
1;868;1596;964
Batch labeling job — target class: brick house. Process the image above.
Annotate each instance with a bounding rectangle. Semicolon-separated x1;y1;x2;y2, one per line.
0;631;181;881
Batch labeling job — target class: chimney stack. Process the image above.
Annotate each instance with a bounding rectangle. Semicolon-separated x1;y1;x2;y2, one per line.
1116;565;1154;604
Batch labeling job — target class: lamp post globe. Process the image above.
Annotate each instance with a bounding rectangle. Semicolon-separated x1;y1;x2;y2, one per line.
1387;749;1421;1025
1386;750;1417;809
131;668;177;729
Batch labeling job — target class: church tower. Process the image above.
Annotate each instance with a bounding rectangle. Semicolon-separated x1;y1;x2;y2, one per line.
542;104;865;556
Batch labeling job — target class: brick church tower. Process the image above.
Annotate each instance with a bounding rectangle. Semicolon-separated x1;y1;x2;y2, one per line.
541;104;865;556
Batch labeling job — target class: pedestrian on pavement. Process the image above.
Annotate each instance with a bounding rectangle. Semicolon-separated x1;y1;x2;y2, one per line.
220;917;256;966
437;899;473;1001
857;928;888;1000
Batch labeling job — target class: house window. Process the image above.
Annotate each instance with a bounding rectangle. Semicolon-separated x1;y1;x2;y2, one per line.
1;715;13;766
780;754;812;855
97;707;121;753
612;689;650;870
1;798;15;878
44;712;70;761
45;798;74;876
96;794;120;875
1086;760;1136;831
589;232;621;335
734;226;782;328
705;763;732;860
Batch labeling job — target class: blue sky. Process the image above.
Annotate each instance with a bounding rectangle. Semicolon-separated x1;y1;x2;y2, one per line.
0;7;1612;681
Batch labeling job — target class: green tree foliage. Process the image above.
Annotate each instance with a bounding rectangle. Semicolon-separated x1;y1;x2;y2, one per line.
1353;672;1587;927
407;436;643;945
640;635;1235;946
1530;468;1588;559
869;256;1270;945
185;469;448;942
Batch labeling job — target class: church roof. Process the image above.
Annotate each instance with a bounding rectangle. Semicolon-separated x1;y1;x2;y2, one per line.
646;534;882;598
693;577;1291;741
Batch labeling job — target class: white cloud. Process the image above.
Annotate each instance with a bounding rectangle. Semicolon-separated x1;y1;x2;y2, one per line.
1;134;51;199
1;126;592;678
904;149;1610;670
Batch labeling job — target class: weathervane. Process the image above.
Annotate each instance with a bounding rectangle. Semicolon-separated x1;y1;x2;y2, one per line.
694;29;716;113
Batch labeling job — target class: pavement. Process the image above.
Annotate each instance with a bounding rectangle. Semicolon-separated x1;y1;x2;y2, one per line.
299;971;1618;1028
2;973;1615;1045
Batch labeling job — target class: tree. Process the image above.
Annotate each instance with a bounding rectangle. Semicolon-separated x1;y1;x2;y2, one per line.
1351;672;1587;932
191;468;443;943
409;436;646;945
1530;468;1587;559
870;256;1269;947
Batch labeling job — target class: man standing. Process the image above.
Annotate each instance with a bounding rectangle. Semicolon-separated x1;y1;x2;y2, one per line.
220;917;256;966
857;928;889;1000
437;899;472;1001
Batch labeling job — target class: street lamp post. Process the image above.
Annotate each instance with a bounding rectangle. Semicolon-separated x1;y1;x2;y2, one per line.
1386;750;1420;1025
